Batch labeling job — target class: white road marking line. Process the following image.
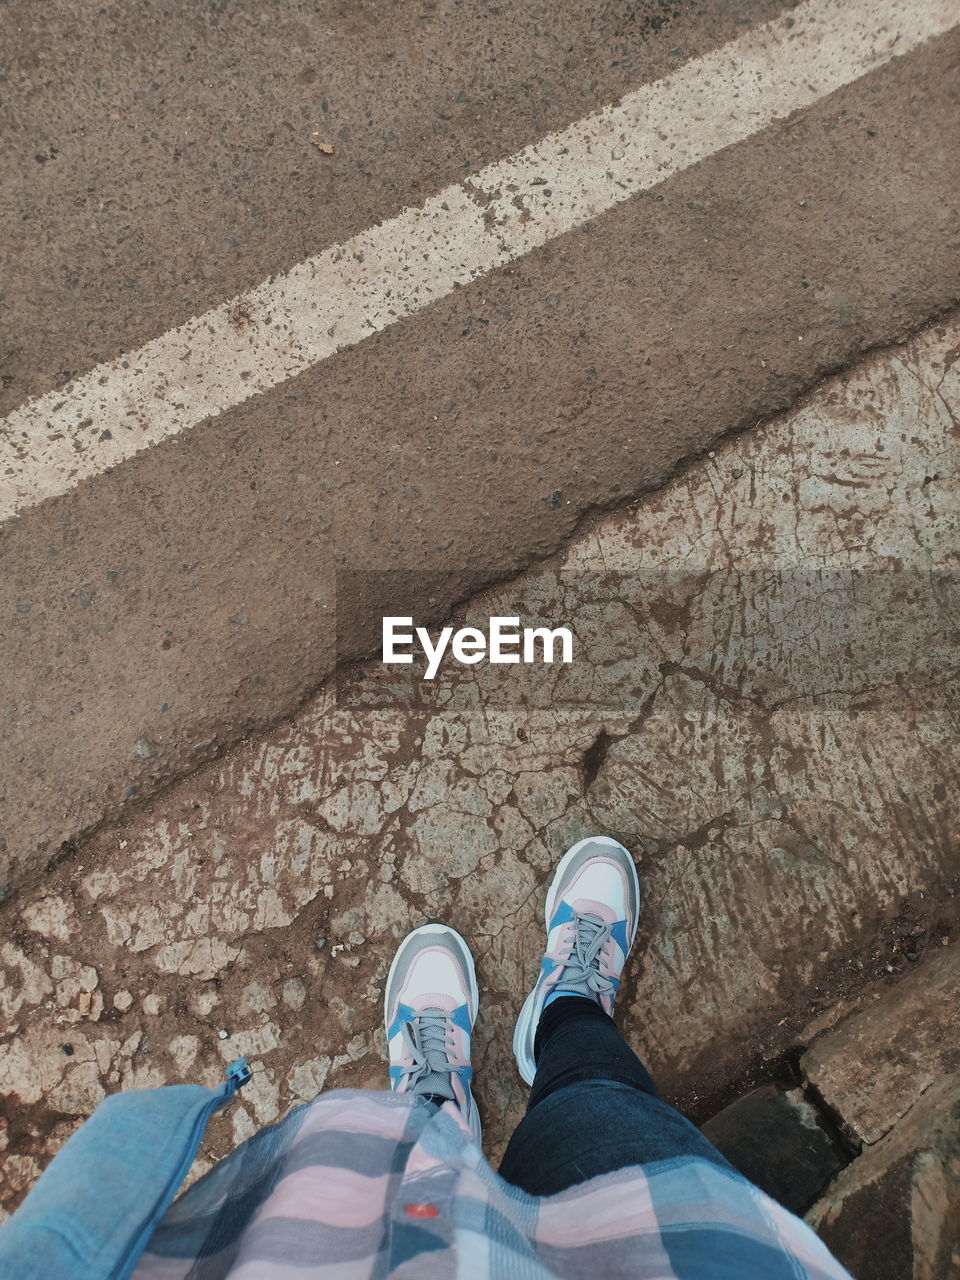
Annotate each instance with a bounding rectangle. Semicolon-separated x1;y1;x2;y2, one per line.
2;0;957;522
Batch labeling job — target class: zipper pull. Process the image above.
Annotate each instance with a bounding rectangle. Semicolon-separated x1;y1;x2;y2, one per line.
225;1057;252;1091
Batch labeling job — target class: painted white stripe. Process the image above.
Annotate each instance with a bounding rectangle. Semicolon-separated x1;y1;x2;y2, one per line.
2;0;957;521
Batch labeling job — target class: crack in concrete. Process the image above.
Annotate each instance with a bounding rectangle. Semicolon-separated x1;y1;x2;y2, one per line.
2;316;959;1217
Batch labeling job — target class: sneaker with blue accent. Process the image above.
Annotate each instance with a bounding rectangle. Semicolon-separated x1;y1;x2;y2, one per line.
513;835;641;1085
384;923;481;1141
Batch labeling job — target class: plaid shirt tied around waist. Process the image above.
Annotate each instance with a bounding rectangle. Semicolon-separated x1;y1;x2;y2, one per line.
134;1089;852;1280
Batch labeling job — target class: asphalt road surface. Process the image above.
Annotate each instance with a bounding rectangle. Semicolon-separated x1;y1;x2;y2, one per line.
2;0;959;889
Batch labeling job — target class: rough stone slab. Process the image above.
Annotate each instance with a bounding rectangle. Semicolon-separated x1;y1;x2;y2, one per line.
802;943;960;1146
807;1072;960;1280
701;1084;846;1214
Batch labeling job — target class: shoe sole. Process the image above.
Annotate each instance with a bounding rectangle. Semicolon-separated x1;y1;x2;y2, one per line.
383;923;482;1140
512;836;640;1085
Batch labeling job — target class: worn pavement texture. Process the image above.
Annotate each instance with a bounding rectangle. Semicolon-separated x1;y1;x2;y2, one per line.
1;316;957;1219
3;4;960;891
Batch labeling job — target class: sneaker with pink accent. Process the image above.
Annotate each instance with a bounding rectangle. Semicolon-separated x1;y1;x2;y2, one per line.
513;835;641;1084
384;923;481;1141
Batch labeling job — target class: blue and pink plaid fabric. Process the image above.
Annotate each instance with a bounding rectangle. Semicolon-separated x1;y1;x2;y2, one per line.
134;1088;851;1279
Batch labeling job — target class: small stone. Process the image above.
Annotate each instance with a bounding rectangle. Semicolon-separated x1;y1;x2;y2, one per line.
78;992;92;1017
142;994;161;1016
315;937;327;951
113;990;133;1012
169;1034;200;1073
282;978;306;1011
192;990;219;1017
218;1029;229;1040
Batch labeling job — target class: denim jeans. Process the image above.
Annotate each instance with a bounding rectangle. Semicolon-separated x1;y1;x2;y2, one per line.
498;996;732;1196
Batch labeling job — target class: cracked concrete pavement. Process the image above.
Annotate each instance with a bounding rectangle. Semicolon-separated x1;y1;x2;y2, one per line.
2;315;957;1218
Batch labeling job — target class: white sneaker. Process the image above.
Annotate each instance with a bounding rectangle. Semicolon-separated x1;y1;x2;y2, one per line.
384;923;481;1141
512;836;641;1085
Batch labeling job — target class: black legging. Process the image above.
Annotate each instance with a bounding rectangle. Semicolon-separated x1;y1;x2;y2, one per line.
498;996;732;1195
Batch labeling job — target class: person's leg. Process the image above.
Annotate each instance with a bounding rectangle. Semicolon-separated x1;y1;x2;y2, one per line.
501;837;732;1195
526;993;659;1106
500;996;732;1194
